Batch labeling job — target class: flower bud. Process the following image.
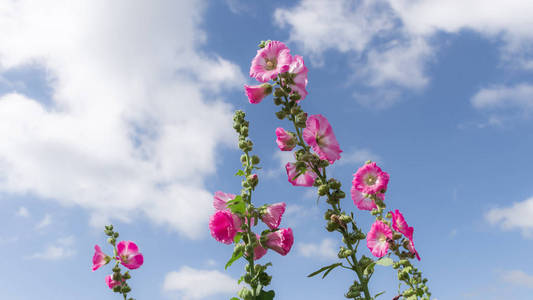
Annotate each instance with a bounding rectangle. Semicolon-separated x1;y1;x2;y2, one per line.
339;214;352;223
273;97;283;105
333;190;346;199
247;174;258;188
324;209;334;220
290;106;301;115
318;160;329;168
326;221;338;232
328;179;341;190
107;238;115;245
318;184;329;196
240;126;248;136
251;155;260;165
290;93;301;101
275;110;286;120
274;88;285;97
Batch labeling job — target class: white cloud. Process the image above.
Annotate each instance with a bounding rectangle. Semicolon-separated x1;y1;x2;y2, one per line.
337;148;381;166
0;0;245;238
15;206;29;218
27;236;75;260
298;238;338;260
486;197;533;237
501;270;533;288
471;83;533;112
264;150;294;178
35;214;52;229
163;266;240;300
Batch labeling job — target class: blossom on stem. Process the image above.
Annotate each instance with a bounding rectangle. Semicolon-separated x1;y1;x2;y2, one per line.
366;220;392;258
209;210;242;245
117;241;144;270
285;162;317;186
406;227;421;261
264;228;294;256
275;127;296;151
302;114;342;164
351;188;385;211
250;41;292;82
245;234;268;260
261;202;286;230
352;162;389;195
105;275;124;289
244;83;272;104
213;191;236;211
92;245;109;271
287;55;308;101
390;209;410;237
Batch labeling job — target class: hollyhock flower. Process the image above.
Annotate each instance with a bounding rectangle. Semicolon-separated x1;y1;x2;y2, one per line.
92;245;109;271
366;220;392;258
351;187;385;211
261;202;286;230
244;235;268;260
406;227;421;261
275;127;296;151
302;114;342;164
390;209;410;237
250;41;292;82
209;210;242;245
264;228;294;256
285;162;317;186
244;83;272;104
105;275;124;289
116;241;144;270
287;55;308;101
213;191;236;211
352;162;389;195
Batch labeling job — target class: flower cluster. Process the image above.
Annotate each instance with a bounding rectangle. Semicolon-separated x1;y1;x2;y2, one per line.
245;40;430;300
92;225;143;300
208;110;293;300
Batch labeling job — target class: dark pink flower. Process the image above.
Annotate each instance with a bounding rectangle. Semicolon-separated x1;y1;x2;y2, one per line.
287;55;308;101
275;127;296;151
244;83;272;104
105;275;124;289
390;209;410;237
264;228;294;256
351;187;385;211
250;41;292;82
261;202;286;230
302;114;342;164
209;210;242;244
92;245;109;271
352;162;389;195
245;234;268;261
116;241;144;270
213;191;236;211
406;227;421;261
366;220;392;258
285;162;317;187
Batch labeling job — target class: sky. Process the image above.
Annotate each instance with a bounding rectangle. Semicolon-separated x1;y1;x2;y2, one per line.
0;0;532;299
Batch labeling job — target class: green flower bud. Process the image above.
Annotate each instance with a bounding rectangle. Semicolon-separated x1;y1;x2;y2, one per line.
275;110;286;120
247;174;258;187
328;179;341;190
240;154;247;163
318;160;329;168
326;221;338;232
290;106;301;115
290;93;301;101
318;184;329;196
273;97;283;105
251;155;260;165
393;232;402;240
324;209;334;220
274;88;285;97
339;214;352;223
107;237;115;245
113;286;121;293
121;286;131;293
240;126;248;136
334;190;346;199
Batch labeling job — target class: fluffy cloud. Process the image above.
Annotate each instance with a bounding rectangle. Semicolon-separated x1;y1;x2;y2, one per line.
471;83;533;112
15;206;29;218
163;266;240;299
501;270;533;288
297;238;338;260
0;0;244;238
337;148;381;166
27;236;75;260
486;197;533;237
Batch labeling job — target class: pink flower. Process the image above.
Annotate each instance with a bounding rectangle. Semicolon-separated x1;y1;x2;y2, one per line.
245;235;268;260
287;55;308;101
261;202;286;230
406;227;421;261
285;162;317;186
352;162;389;195
366;220;392;258
351;188;385;211
213;191;236;211
92;245;109;271
275;128;296;151
250;41;292;82
264;228;294;256
116;241;144;270
302;115;342;164
390;210;410;237
244;83;272;104
105;275;124;289
209;210;242;244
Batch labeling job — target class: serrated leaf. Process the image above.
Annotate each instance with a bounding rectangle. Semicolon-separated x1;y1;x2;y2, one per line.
228;200;246;214
257;290;275;300
307;263;342;278
225;248;243;270
376;257;393;266
235;170;245;176
234;232;242;244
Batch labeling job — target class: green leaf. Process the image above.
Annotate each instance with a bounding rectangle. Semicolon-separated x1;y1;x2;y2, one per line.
257;290;275;300
235;170;244;176
363;262;375;276
230;298;240;300
225;248;243;270
237;276;244;284
374;291;386;298
376;257;393;267
255;284;263;296
307;263;342;278
234;232;242;244
227;196;246;214
225;195;242;205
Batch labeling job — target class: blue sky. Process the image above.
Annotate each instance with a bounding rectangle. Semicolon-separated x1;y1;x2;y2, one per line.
0;1;532;299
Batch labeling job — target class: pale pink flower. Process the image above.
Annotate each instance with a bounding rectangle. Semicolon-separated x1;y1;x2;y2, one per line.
116;241;144;270
351;187;385;211
406;227;421;261
213;191;236;211
261;202;286;230
390;210;410;237
302;115;342;164
209;210;242;245
105;275;123;289
250;41;292;82
264;228;294;256
287;55;308;101
352;162;389;195
285;162;317;187
244;83;272;104
275;128;296;151
92;245;109;271
366;220;392;258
